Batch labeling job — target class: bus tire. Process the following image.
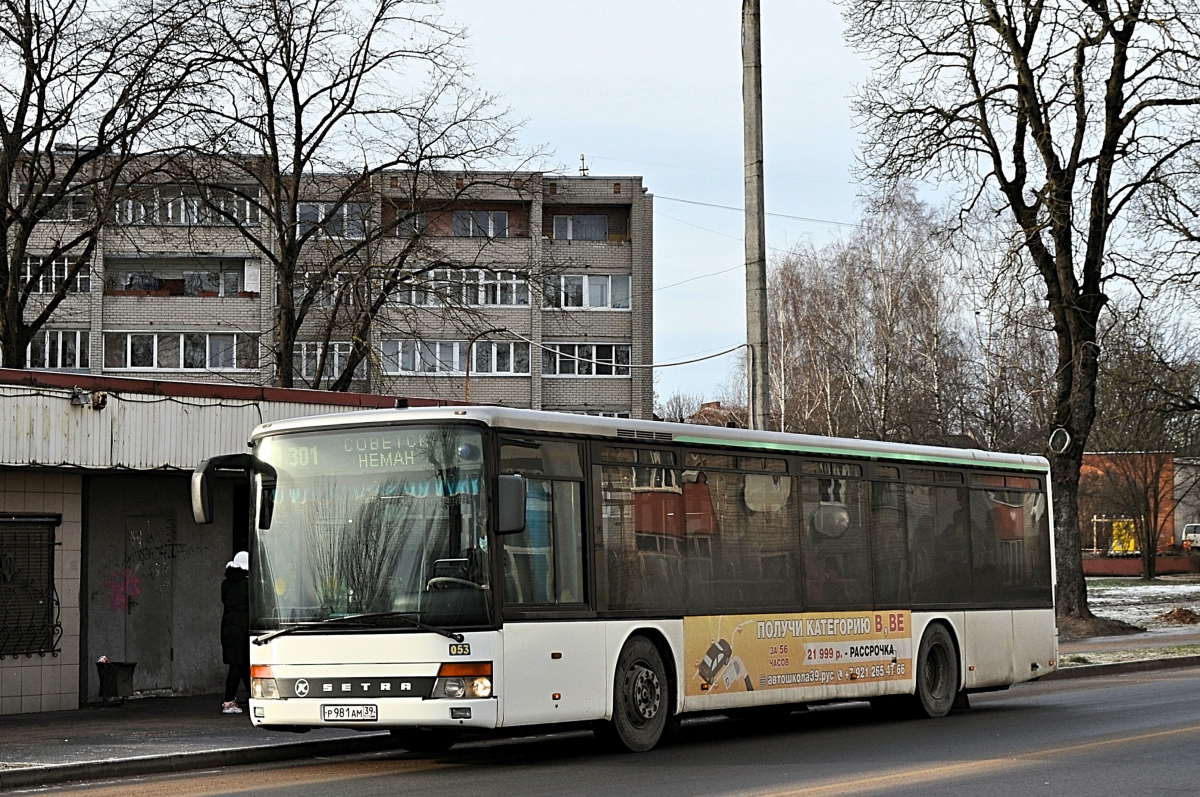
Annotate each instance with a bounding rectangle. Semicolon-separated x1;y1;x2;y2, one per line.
389;727;461;753
601;635;675;752
914;623;958;719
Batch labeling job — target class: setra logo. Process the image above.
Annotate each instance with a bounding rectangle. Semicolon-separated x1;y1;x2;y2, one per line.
294;679;310;697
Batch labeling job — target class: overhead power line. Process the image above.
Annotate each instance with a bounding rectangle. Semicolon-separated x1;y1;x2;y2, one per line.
656;195;862;229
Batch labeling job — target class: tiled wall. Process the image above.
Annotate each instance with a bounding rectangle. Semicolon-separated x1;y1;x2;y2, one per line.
0;470;82;715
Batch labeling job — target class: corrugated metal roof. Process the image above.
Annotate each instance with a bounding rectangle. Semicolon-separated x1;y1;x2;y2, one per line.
0;373;454;471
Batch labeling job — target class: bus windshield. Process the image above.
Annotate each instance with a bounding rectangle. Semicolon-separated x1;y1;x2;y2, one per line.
251;424;490;630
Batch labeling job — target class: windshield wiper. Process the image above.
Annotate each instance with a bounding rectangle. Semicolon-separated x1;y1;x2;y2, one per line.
254;611;465;645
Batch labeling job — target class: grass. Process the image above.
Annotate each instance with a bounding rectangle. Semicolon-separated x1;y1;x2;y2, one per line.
1059;644;1200;667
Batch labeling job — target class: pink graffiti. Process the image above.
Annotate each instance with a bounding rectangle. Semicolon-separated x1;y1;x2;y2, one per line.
105;568;141;612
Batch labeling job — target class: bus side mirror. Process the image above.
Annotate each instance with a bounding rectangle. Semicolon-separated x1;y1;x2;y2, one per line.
496;474;526;535
192;467;214;525
192;454;277;525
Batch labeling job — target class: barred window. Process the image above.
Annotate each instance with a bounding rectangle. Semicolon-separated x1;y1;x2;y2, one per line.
542;343;631;376
27;330;90;370
0;515;61;658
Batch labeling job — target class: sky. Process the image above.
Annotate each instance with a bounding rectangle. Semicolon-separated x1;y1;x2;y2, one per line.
444;1;872;406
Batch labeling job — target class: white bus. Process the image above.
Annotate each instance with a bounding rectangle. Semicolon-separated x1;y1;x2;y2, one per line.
192;407;1057;753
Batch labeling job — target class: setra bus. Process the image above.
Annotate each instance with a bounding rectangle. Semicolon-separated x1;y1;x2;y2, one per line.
192;407;1057;752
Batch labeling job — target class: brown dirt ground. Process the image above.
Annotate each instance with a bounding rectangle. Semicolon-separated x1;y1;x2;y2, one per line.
1159;607;1200;624
1058;614;1145;641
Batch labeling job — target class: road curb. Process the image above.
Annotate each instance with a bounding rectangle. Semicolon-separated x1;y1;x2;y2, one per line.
6;657;1200;790
0;733;396;791
1042;654;1200;681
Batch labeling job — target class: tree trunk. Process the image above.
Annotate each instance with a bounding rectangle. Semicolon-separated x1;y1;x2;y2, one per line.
1142;545;1156;581
1052;450;1092;621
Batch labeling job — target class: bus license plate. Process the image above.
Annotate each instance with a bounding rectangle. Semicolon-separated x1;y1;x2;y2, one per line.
322;704;378;722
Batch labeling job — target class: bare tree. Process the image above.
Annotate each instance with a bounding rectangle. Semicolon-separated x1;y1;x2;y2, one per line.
0;0;203;368
954;221;1058;453
768;190;969;444
654;390;705;423
842;0;1200;623
180;0;526;389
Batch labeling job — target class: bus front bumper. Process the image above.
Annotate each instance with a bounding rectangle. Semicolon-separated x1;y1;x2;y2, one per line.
250;697;498;730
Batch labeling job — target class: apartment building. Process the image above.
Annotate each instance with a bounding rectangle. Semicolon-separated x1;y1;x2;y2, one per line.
20;170;654;419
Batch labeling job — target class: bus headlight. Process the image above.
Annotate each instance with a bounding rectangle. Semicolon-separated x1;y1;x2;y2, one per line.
432;662;492;699
250;664;279;699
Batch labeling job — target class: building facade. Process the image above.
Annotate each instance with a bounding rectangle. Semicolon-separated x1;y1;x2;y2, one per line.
20;171;653;419
0;369;459;715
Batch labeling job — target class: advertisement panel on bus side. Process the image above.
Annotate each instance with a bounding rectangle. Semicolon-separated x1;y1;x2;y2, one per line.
683;611;913;697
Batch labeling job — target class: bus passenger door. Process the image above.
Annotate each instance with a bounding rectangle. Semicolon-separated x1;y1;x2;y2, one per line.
498;439;605;726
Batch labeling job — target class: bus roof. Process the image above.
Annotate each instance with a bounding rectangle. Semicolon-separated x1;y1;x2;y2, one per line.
249;406;1050;472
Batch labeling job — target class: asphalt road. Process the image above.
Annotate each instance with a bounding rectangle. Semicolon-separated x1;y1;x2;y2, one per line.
39;669;1200;797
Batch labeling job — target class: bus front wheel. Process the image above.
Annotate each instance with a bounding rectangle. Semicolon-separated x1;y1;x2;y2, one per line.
598;635;676;752
390;727;461;753
914;623;958;718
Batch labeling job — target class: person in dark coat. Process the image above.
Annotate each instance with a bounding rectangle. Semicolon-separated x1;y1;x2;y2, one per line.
220;551;251;714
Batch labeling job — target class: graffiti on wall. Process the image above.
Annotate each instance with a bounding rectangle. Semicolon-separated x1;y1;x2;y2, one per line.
104;568;142;613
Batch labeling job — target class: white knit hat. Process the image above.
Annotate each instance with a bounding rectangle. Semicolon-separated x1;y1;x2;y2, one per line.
227;551;249;570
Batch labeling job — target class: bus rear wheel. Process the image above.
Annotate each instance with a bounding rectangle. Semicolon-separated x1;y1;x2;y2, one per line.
389;727;461;753
599;635;675;752
914;623;958;718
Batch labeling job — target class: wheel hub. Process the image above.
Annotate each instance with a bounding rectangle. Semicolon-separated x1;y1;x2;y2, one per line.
627;662;660;724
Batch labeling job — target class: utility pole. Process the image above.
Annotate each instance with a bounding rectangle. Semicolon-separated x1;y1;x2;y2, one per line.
742;0;771;430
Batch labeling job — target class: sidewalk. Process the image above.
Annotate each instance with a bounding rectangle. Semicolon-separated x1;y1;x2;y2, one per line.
0;695;394;791
3;634;1200;792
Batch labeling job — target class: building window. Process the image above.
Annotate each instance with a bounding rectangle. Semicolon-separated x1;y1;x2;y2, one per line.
381;339;531;375
162;188;205;225
381;340;467;374
0;516;62;658
184;270;242;296
22;256;91;294
104;332;257;370
395;212;427;237
553;214;608;241
114;185;261;226
543;274;630;309
452;210;508;238
114;193;158;225
542;343;631;376
27;330;90;370
291;272;352;308
208;188;261;225
298;202;369;239
292;341;365;381
21;186;88;221
394;269;529;307
472;341;530;375
559;409;631;418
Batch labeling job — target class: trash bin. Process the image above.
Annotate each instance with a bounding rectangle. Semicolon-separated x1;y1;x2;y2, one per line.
96;661;137;700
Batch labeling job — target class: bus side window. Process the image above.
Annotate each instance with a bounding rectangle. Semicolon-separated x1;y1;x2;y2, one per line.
801;471;871;608
499;438;585;607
